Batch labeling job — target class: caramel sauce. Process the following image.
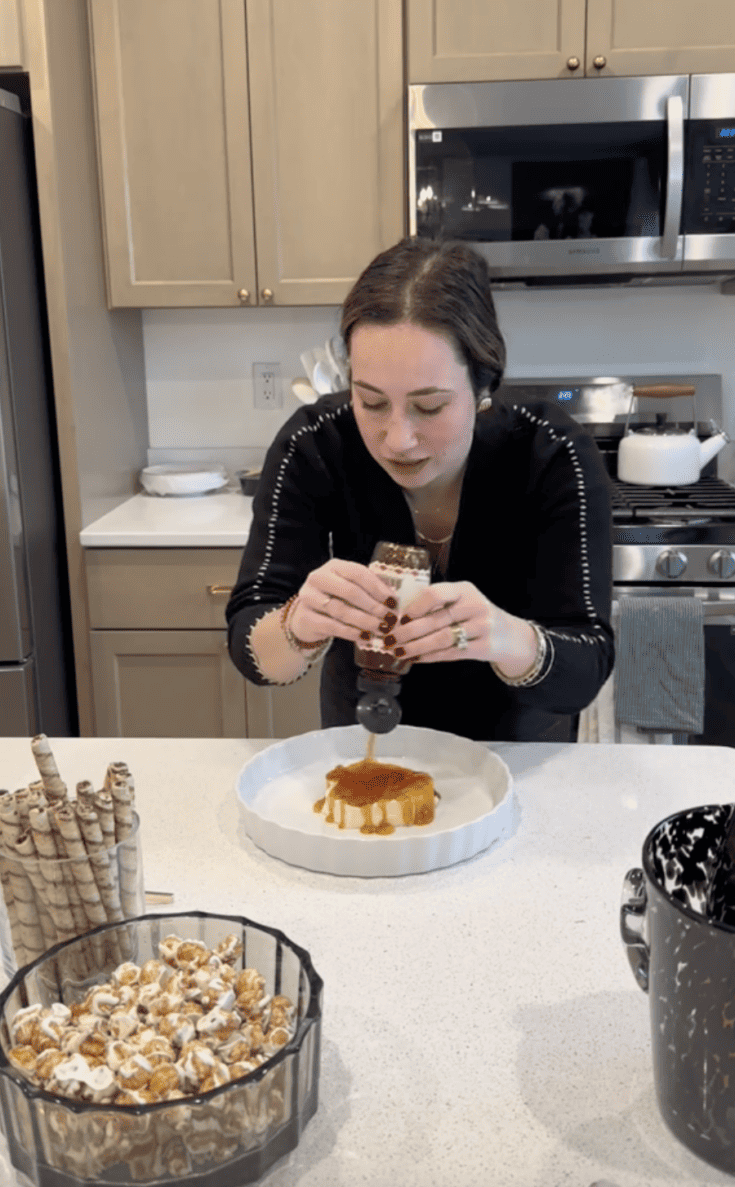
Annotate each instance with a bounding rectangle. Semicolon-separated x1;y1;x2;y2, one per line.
320;759;436;834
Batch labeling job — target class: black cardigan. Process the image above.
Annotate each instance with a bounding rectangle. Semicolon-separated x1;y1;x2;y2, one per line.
226;391;615;742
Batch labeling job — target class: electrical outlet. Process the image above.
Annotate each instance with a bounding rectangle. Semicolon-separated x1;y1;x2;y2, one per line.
253;362;282;409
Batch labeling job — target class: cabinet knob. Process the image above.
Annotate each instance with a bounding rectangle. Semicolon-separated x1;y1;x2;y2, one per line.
207;585;234;597
237;289;250;303
592;55;607;70
261;288;274;303
566;57;581;71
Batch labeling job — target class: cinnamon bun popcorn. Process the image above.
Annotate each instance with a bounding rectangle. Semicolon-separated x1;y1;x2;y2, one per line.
6;933;296;1109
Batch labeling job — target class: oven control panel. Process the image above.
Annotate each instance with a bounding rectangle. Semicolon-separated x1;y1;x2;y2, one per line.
614;544;735;583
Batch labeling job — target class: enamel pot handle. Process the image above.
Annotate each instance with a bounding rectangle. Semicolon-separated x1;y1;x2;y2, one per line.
620;867;649;992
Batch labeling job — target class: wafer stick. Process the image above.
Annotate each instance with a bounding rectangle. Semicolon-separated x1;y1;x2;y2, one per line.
30;734;68;804
110;779;134;841
13;831;57;951
28;808;76;944
75;781;95;810
73;804;123;924
103;763;133;798
0;798;45;965
93;792;116;849
53;805;108;932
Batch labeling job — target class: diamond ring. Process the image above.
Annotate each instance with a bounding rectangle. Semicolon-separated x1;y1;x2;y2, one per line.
451;623;469;651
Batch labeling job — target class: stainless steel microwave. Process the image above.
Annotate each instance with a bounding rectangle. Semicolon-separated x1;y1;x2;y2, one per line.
408;75;735;288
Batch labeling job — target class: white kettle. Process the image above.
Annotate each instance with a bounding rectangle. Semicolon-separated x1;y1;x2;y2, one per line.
617;390;729;486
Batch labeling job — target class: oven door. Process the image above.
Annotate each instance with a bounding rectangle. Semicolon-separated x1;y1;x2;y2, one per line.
409;75;688;281
615;586;735;746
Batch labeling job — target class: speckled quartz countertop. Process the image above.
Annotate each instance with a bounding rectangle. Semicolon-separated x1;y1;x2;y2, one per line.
79;491;253;547
2;735;735;1187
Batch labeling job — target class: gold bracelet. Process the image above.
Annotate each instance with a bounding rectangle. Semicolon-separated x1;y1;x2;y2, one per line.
280;595;331;655
490;621;550;688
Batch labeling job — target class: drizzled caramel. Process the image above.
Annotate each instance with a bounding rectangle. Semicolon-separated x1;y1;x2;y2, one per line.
314;759;436;835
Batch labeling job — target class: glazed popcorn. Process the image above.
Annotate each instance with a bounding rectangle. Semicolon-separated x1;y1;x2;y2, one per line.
7;933;295;1106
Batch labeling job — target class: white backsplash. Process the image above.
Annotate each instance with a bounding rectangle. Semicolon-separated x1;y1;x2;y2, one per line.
143;283;735;482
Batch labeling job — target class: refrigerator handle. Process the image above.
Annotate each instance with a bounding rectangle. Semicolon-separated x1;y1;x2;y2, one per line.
661;94;684;260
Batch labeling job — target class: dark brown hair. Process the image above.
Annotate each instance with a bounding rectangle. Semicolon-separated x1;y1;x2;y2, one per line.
340;237;506;397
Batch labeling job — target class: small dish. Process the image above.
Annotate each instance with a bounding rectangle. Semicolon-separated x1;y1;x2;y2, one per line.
139;465;229;497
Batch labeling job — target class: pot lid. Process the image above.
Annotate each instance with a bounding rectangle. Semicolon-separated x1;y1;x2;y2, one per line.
634;424;690;436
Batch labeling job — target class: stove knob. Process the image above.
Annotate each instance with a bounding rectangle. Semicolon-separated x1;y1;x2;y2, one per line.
707;549;735;578
656;549;688;578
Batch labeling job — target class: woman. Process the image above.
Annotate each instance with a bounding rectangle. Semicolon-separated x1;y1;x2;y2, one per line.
226;238;614;741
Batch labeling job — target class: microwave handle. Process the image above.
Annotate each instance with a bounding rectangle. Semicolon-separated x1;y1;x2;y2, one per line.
661;95;684;260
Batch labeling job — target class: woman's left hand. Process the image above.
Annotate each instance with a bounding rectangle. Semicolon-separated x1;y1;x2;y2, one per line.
389;581;498;664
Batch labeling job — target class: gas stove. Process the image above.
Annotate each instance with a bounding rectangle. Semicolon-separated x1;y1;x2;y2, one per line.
500;373;734;587
612;476;735;582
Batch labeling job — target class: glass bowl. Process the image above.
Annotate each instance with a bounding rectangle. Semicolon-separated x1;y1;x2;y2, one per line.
0;911;323;1186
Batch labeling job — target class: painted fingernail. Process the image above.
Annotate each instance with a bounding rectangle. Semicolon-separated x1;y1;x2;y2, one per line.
360;630;372;641
383;634;396;647
393;646;406;657
384;596;398;609
383;613;397;628
400;614;412;625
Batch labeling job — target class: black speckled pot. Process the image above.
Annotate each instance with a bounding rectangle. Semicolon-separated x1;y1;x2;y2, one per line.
621;804;735;1174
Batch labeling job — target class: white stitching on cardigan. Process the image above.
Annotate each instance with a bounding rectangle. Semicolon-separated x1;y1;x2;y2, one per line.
513;404;607;648
251;403;349;602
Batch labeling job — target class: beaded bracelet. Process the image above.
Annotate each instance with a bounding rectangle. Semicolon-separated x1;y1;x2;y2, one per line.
280;594;332;658
490;621;551;688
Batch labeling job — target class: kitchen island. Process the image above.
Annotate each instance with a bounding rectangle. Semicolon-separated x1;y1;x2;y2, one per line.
1;736;735;1187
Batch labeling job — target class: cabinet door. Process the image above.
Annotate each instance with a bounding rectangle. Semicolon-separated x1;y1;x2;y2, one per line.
87;0;257;307
246;659;323;738
587;0;735;77
0;0;22;66
247;0;404;305
90;629;248;736
407;0;587;82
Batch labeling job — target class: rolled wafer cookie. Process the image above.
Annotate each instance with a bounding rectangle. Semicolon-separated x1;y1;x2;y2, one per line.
93;792;116;849
73;803;124;923
0;798;43;965
110;779;134;841
13;831;57;951
53;805;108;932
28;807;76;944
30;735;68;803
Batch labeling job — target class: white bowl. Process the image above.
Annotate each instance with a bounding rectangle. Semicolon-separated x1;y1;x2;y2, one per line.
140;465;228;496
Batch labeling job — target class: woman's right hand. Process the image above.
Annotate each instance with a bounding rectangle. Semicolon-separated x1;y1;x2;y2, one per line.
288;559;395;644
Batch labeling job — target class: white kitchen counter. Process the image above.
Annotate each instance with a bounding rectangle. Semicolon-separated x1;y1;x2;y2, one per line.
2;735;735;1186
79;491;253;547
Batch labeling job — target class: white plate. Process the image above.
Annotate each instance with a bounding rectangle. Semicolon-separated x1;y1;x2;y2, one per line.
236;725;516;877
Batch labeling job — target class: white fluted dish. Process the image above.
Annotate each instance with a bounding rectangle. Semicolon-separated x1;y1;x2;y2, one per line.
236;725;515;877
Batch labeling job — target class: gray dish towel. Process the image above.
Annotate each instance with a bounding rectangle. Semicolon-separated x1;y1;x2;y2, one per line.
614;597;705;733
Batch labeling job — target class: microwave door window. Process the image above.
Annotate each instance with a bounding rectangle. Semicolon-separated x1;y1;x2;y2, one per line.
415;124;665;243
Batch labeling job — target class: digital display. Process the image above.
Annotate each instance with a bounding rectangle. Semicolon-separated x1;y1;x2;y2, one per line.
556;389;574;401
718;127;735;139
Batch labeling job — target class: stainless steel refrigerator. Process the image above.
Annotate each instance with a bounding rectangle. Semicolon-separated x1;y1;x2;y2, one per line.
0;86;77;734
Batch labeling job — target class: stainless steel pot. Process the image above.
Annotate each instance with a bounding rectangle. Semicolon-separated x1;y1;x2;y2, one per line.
575;377;697;423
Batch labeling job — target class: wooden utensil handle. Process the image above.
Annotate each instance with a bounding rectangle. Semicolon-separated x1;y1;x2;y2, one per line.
631;385;697;398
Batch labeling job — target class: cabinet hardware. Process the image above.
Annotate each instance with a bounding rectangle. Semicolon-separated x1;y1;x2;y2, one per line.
261;288;274;303
593;56;607;70
567;57;580;71
237;289;250;303
207;585;234;596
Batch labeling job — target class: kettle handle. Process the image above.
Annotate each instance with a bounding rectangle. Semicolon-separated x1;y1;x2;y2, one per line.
620;868;649;992
631;385;696;398
623;385;699;438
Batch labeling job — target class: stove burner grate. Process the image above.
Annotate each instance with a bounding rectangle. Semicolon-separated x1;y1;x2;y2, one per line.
611;476;735;522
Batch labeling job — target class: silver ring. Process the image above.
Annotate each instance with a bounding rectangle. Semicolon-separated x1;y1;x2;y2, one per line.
451;623;469;651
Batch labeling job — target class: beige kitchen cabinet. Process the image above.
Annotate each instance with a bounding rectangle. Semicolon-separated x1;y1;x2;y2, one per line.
85;548;322;738
87;0;403;307
0;0;22;66
408;0;735;82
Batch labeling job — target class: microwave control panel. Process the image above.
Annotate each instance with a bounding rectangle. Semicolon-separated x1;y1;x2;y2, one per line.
684;121;735;233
